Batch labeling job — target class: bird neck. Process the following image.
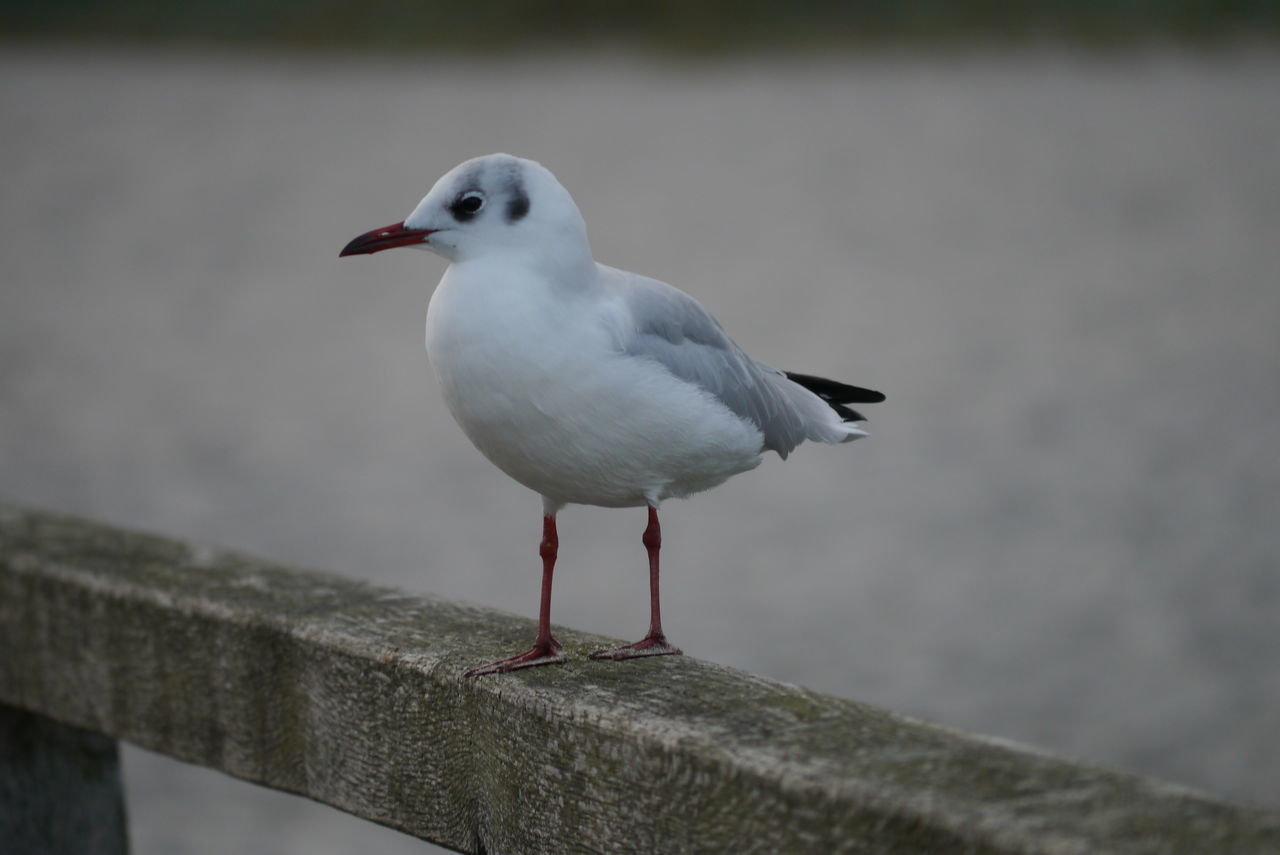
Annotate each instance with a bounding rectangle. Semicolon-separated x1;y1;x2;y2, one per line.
447;238;598;298
484;231;597;291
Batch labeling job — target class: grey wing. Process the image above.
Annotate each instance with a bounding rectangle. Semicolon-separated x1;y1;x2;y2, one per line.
614;270;815;457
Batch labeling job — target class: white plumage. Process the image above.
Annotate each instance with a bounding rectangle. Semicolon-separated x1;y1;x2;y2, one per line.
341;153;883;676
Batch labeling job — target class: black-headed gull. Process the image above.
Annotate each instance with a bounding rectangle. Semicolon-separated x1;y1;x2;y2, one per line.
340;154;884;676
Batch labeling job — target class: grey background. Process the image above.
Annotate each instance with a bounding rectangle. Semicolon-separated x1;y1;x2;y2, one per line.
3;45;1278;852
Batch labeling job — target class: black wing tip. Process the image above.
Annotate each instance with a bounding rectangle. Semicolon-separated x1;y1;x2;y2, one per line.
831;403;868;422
784;371;886;405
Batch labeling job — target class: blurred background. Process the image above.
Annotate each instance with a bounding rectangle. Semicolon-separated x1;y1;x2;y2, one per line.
3;2;1279;852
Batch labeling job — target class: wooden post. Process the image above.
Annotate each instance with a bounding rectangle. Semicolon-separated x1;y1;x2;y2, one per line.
0;703;129;855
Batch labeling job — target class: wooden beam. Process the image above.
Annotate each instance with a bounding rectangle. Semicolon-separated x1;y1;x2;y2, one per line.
1;501;1277;854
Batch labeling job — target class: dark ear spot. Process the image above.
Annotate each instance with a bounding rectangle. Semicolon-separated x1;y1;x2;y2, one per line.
506;181;530;223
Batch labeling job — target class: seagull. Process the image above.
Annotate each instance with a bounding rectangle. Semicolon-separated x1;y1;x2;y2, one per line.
340;154;884;677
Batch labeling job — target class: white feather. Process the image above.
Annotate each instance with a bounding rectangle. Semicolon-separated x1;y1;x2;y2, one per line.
409;154;872;509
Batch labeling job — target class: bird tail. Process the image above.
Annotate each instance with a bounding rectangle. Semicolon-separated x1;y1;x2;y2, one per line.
783;371;885;444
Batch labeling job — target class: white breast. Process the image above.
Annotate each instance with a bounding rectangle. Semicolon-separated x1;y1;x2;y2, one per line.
425;261;764;508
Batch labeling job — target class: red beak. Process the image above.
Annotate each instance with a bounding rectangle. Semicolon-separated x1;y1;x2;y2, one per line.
339;221;435;257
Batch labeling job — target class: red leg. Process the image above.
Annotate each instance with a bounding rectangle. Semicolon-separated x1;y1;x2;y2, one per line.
465;514;568;677
591;506;682;661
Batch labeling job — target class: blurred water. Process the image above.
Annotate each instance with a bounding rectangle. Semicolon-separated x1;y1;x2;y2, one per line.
2;45;1278;852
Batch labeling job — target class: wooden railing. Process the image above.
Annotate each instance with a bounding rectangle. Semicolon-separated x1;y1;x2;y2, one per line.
2;501;1277;854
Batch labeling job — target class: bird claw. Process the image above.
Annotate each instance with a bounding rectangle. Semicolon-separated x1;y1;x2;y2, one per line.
464;641;566;677
589;635;682;661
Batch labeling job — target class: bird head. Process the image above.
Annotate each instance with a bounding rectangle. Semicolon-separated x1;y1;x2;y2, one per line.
340;153;589;265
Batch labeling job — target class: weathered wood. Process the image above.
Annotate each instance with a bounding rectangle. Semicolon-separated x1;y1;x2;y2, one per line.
1;501;1277;855
1;703;129;855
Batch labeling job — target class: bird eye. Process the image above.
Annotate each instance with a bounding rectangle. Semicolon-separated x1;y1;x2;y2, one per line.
452;192;485;219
